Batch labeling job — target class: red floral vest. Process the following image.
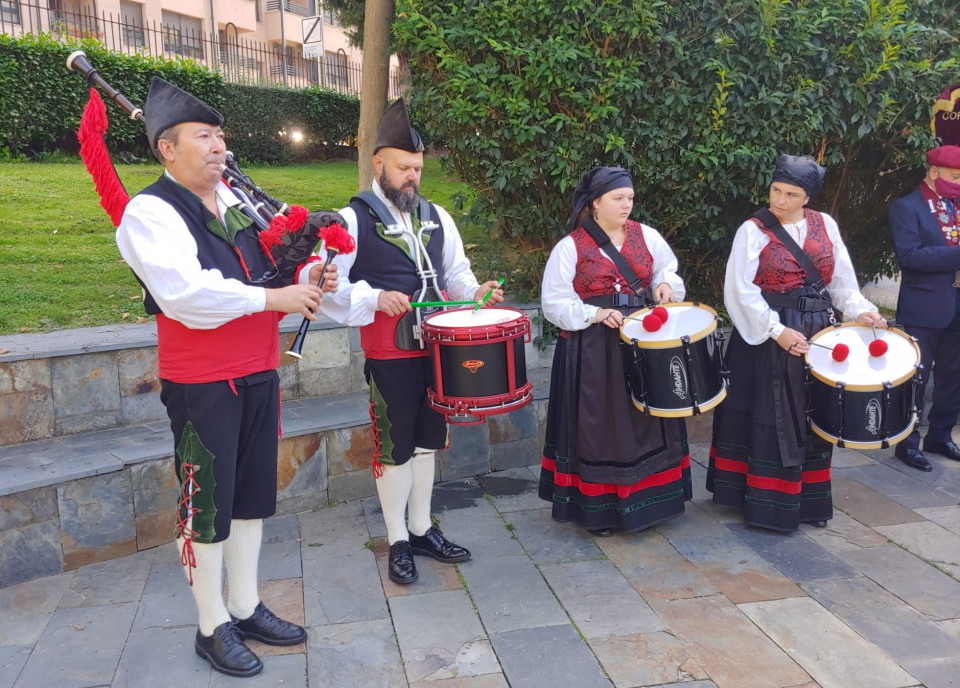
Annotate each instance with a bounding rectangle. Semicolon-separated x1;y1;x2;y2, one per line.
752;209;834;292
570;220;654;299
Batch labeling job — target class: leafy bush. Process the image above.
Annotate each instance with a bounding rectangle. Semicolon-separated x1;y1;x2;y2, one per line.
395;0;959;300
0;33;359;164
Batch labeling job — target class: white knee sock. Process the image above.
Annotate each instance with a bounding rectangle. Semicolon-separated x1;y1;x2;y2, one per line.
180;537;231;636
223;518;263;620
408;450;436;537
376;461;413;544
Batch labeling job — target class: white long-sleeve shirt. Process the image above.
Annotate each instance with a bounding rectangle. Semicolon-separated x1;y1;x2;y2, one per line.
724;212;876;345
303;181;480;327
541;223;685;331
115;174;266;330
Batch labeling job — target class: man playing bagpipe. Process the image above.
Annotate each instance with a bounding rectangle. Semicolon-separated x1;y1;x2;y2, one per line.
114;78;338;677
299;99;504;585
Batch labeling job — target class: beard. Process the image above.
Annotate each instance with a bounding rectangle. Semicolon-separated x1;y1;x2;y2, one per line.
379;170;420;214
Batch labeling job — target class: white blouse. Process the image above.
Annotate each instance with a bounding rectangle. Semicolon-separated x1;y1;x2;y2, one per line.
541;223;685;331
724;212;876;345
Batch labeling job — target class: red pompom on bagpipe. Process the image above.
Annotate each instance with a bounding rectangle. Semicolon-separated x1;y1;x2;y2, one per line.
651;306;669;323
831;343;850;362
319;222;356;256
642;313;663;332
868;339;888;357
286;204;308;231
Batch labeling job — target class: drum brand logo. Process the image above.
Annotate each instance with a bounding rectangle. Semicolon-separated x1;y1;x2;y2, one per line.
865;399;882;436
462;360;484;373
669;356;687;400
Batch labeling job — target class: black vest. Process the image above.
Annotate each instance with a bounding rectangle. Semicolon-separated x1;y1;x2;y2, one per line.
347;198;447;295
135;175;274;315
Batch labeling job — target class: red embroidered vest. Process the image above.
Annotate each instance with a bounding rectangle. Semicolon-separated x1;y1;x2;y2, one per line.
570;220;654;299
752;209;834;292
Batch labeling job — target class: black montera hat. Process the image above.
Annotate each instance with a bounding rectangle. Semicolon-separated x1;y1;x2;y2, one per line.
772;154;825;198
373;98;424;154
144;77;223;150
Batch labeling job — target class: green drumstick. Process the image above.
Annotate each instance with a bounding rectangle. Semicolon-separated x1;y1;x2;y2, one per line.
409;300;477;308
473;278;505;312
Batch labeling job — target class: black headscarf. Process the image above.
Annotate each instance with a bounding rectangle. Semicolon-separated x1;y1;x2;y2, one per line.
566;166;633;231
144;77;223;150
771;154;825;198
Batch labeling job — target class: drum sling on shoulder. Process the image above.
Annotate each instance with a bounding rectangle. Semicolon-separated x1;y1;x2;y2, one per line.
352;191;444;350
580;217;652;309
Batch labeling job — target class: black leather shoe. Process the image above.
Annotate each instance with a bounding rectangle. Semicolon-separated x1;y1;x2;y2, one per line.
589;528;615;537
808;520;829;528
233;601;307;646
923;439;960;462
409;526;472;563
388;540;418;584
195;621;263;677
896;446;933;472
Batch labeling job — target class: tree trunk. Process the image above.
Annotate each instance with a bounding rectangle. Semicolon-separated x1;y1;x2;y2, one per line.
357;0;394;191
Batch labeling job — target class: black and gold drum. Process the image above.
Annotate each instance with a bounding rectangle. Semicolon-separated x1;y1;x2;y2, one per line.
805;323;920;449
619;302;727;417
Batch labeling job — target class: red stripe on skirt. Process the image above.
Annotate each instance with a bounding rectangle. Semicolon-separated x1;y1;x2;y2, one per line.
713;455;748;475
541;454;690;497
746;474;802;495
802;468;831;484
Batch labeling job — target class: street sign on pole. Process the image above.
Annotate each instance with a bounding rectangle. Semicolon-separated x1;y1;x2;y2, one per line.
302;17;323;47
303;42;323;59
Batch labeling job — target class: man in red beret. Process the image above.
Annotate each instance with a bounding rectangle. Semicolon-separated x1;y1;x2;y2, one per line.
888;144;960;470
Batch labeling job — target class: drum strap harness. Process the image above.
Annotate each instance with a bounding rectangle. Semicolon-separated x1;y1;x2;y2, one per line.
753;208;838;325
352;191;443;349
580;216;654;307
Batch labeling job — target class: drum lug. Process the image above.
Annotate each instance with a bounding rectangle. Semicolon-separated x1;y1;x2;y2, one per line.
715;321;730;385
835;381;846;448
804;364;813;433
681;335;700;414
879;381;892;449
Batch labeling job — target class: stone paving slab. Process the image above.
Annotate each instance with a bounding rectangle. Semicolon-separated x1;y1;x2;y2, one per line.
298;501;369;560
0;646;32;688
0;572;72;645
589;631;708;688
727;523;859;582
539;559;664;639
435;501;526;560
739;596;918;688
476;467;544;514
902;656;960;688
491;625;612;688
798;510;890;553
506;507;603;564
210;653;308;688
646;594;812;688
803;576;960;663
599;530;717;601
131;545;196;631
301;550;387;627
874;521;960;579
15;601;138;688
834;464;958;509
916;505;960;536
838;545;960;620
831;479;926;527
459;554;567;634
389;589;499;683
410;675;509;688
372;538;463;597
58;548;154;610
112;625;210;688
306;618;406;688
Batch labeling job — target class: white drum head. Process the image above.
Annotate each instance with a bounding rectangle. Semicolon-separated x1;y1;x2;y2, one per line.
621;302;719;347
425;307;522;328
806;324;919;389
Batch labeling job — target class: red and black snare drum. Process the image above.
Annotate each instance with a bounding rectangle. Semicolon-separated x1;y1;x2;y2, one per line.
421;307;533;425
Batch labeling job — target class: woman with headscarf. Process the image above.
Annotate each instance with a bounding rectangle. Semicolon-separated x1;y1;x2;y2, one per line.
707;154;886;531
538;166;692;536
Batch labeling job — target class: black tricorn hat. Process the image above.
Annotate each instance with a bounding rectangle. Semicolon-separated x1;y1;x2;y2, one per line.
373;98;424;154
144;77;223;150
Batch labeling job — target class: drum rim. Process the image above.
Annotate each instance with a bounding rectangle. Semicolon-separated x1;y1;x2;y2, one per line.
810;416;916;450
422;306;526;330
629;386;727;417
619;301;719;349
805;322;920;391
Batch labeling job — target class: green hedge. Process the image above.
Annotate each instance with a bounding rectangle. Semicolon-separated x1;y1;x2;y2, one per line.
0;33;359;163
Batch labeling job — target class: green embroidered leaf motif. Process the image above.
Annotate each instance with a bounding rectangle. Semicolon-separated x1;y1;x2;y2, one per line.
223;205;254;241
369;378;397;466
176;421;219;543
205;215;229;243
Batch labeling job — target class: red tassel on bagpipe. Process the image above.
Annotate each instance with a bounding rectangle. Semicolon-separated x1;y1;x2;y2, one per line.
77;88;130;228
258;204;310;254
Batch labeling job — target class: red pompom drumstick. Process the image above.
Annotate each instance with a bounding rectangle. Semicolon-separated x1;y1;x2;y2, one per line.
642;313;663;332
807;339;849;362
286;223;356;358
868;338;888;357
651;306;669;323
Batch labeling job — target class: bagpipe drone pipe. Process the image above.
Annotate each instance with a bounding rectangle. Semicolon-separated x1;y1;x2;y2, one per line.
66;49;345;288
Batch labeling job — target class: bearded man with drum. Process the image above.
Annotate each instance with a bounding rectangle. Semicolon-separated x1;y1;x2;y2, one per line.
707;154;885;532
300;99;502;584
115;78;337;677
888;144;960;471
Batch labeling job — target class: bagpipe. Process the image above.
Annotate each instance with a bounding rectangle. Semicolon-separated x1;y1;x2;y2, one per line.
66;49;349;290
67;50;355;357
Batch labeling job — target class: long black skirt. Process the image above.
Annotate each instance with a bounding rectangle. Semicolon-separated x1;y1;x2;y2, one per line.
539;322;691;533
707;323;834;532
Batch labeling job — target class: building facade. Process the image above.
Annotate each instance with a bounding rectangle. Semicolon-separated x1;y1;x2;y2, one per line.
1;0;401;93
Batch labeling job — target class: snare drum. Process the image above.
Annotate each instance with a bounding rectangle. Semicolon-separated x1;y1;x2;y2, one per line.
420;307;533;425
805;323;920;449
619;302;728;417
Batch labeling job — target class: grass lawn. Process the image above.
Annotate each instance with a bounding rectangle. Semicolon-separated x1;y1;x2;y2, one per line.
0;158;484;335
